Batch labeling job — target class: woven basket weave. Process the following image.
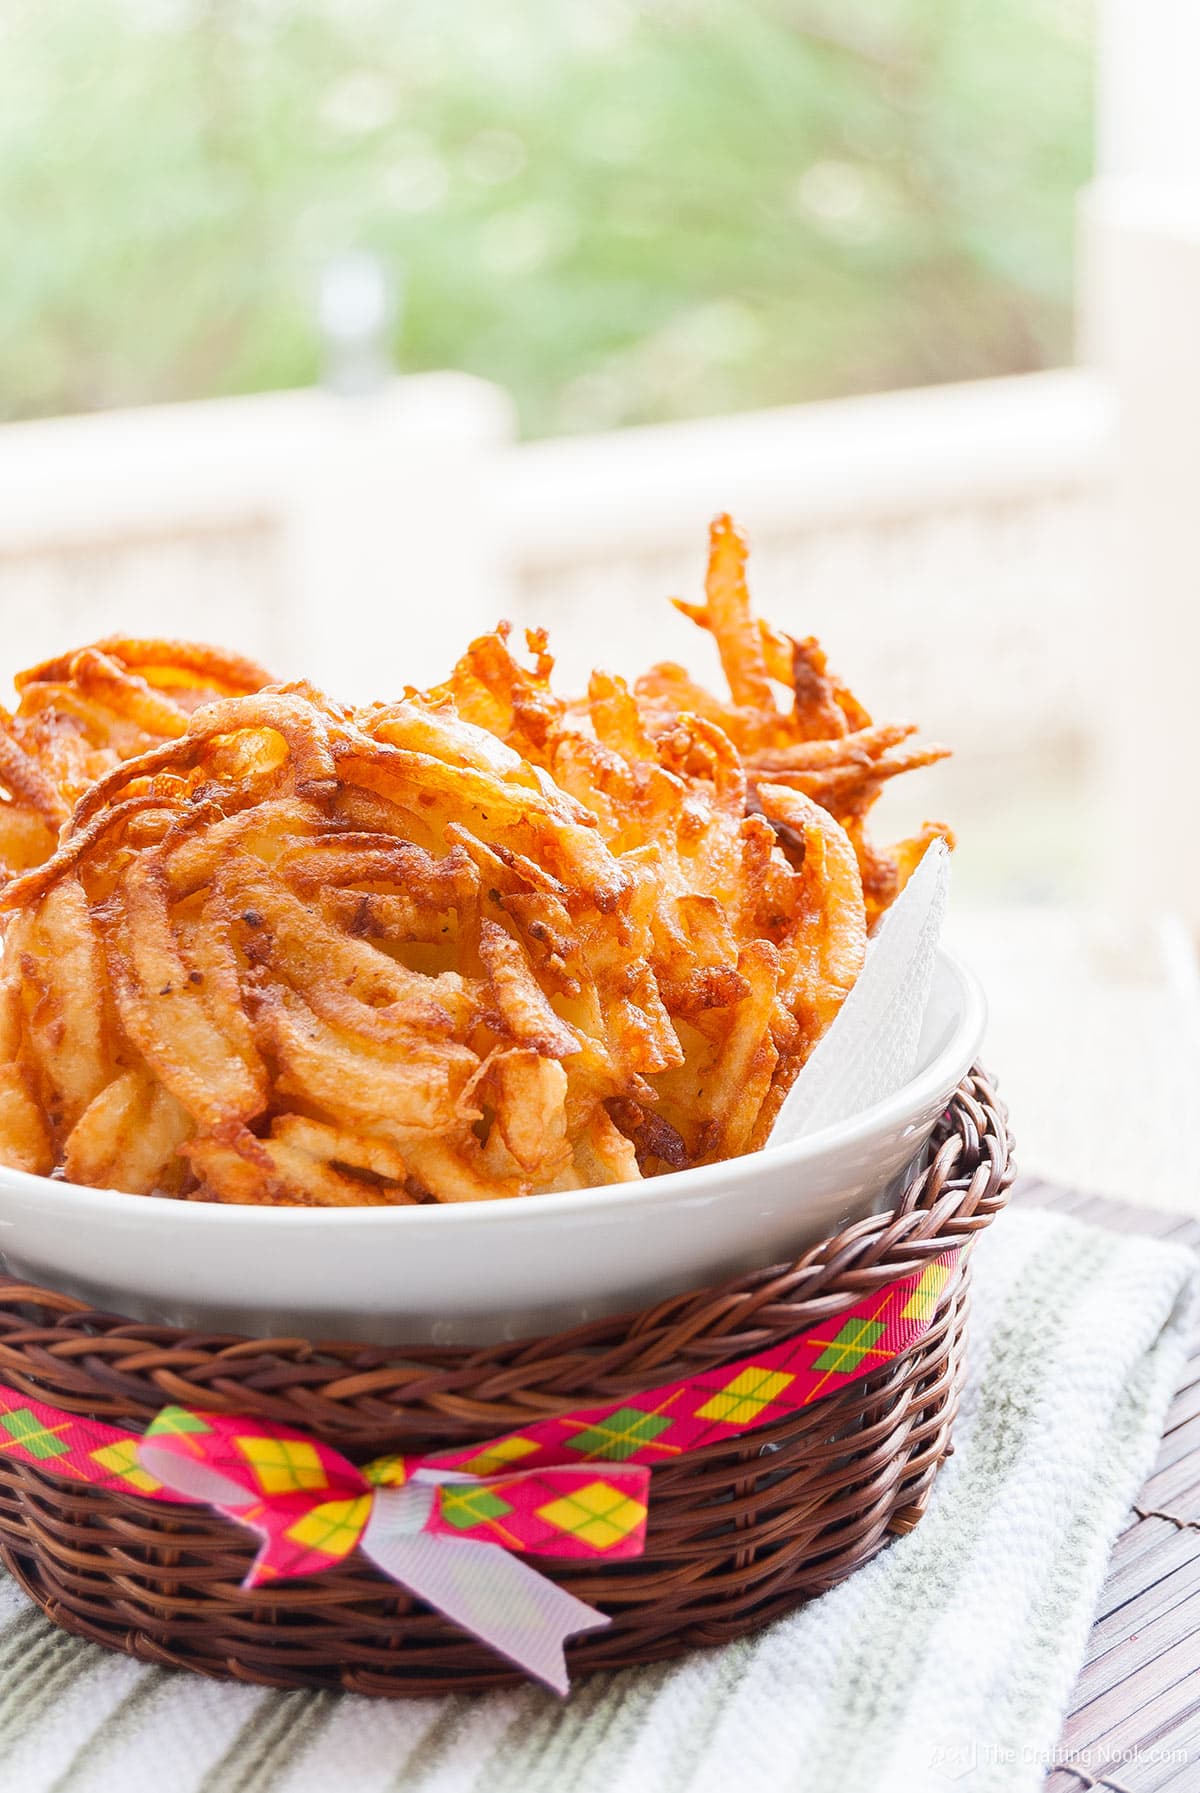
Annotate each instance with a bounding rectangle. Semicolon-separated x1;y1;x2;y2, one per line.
0;1066;1010;1695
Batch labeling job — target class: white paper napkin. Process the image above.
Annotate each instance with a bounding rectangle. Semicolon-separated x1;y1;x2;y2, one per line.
768;839;950;1144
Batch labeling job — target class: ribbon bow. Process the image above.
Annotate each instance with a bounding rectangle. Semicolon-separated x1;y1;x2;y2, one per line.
137;1409;646;1694
0;1248;957;1693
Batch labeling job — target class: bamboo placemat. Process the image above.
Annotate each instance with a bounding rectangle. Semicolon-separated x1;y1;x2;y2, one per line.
1014;1178;1200;1792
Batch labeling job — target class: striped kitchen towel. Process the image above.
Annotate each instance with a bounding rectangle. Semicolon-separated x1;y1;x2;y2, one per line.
0;1205;1193;1793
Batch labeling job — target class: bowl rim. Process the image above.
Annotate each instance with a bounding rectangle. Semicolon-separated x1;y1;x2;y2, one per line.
0;948;986;1230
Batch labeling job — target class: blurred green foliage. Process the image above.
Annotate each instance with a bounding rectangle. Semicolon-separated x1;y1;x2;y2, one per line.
0;0;1092;436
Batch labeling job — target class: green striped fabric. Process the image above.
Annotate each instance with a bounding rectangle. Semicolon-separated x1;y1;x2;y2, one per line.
0;1209;1192;1793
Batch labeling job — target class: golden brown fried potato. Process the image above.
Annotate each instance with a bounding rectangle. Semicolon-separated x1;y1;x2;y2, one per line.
0;687;695;1201
641;515;953;924
0;638;272;878
409;627;873;1170
0;515;949;1203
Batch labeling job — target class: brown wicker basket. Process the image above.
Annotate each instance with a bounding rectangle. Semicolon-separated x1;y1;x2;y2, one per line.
0;1066;1009;1696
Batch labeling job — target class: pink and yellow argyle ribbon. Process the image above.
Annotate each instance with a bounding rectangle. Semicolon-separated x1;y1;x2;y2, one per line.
0;1249;958;1692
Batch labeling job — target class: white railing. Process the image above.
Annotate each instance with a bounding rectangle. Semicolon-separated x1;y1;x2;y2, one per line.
0;367;1113;717
496;369;1111;570
0;368;1113;904
0;374;514;694
492;371;1112;741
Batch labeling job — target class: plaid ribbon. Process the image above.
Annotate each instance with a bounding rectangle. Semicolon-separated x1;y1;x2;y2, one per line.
0;1248;958;1692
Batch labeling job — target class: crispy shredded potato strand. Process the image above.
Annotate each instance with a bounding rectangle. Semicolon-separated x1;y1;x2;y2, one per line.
643;514;953;924
0;638;272;878
0;515;951;1202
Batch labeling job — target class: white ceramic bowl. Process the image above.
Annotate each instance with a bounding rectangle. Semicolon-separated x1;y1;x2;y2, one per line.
0;950;985;1345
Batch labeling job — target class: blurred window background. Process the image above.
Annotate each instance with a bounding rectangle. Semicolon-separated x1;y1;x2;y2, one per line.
0;0;1180;941
1;0;1090;433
